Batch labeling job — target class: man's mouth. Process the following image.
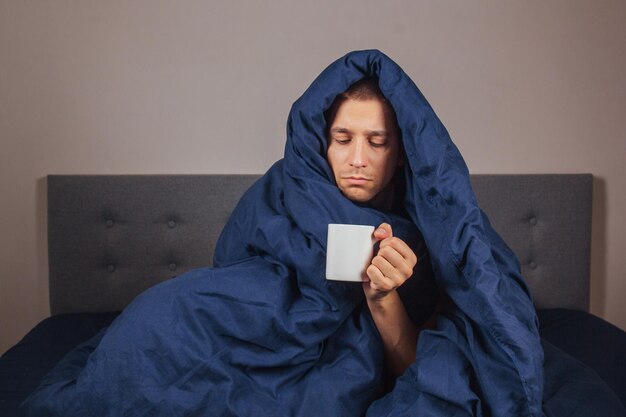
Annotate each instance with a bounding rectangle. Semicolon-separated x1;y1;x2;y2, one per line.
343;176;372;185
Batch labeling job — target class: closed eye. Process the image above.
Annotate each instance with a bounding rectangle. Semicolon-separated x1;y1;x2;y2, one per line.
333;137;351;144
369;138;388;148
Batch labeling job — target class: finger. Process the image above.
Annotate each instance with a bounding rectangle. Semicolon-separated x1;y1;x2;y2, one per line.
373;223;393;241
371;254;405;286
376;245;415;278
366;264;395;292
379;237;418;267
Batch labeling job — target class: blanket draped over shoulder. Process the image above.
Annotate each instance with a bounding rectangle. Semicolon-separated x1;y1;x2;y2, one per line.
23;50;550;417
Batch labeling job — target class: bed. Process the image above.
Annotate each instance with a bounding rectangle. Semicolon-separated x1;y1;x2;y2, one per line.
1;173;625;416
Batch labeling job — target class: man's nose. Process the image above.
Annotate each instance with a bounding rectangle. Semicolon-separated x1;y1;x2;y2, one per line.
349;139;367;167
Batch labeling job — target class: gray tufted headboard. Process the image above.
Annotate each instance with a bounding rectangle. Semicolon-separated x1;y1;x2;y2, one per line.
47;174;592;315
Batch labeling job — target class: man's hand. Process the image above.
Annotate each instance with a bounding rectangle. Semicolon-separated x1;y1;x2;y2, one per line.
363;223;418;301
363;223;420;377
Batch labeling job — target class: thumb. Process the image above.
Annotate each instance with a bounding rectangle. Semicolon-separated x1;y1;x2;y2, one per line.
373;223;393;241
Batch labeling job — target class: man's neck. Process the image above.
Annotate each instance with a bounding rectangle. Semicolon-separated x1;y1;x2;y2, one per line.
367;182;395;212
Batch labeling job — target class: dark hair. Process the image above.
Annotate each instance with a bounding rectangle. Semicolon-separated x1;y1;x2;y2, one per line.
324;76;400;140
342;76;388;102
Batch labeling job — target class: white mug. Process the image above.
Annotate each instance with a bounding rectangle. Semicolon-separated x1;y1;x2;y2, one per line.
325;224;375;282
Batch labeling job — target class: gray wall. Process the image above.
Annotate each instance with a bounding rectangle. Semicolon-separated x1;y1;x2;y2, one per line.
1;0;625;354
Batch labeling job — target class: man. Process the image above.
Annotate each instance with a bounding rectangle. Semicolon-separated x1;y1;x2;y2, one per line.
325;77;435;377
22;50;543;417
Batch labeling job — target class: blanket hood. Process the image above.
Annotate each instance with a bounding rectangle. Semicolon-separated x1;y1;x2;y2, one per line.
285;49;475;235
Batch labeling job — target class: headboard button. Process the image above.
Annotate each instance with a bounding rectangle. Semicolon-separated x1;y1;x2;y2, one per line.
528;260;537;270
529;217;538;226
169;263;178;271
107;264;116;273
105;219;115;228
168;220;176;229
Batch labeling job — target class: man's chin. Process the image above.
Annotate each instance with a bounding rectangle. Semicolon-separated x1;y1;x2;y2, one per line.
340;186;374;204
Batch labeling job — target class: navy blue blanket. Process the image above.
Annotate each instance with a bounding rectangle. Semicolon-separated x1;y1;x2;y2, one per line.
21;50;625;416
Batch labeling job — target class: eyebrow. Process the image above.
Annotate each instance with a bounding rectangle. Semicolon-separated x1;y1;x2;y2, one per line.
330;127;388;137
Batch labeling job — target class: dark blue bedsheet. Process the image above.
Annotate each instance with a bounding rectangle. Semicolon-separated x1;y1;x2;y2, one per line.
2;309;624;416
9;50;626;416
539;308;626;409
0;313;119;417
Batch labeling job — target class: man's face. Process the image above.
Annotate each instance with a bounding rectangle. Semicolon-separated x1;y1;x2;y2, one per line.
326;98;402;208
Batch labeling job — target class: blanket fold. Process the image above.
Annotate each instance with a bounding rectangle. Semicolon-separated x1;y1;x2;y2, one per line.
22;49;552;417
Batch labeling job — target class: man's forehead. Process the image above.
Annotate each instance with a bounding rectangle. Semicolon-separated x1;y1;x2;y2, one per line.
328;99;399;135
329;126;389;136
